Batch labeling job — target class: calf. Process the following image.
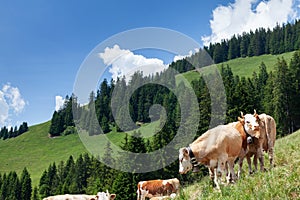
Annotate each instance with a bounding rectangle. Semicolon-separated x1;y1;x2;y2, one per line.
179;125;242;190
137;178;180;200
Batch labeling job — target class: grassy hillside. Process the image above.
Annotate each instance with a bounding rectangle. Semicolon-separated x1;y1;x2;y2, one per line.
0;120;161;186
181;51;295;82
0;121;88;186
177;130;300;199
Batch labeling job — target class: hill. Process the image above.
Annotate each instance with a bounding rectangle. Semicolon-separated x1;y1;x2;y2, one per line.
178;130;300;199
181;51;295;82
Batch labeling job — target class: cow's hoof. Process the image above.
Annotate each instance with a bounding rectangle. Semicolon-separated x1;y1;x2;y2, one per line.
192;166;200;173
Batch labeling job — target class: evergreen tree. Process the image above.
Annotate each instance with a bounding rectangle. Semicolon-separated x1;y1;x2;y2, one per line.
272;58;293;135
289;51;300;131
31;186;39;200
111;171;135;200
49;111;64;136
20;167;32;200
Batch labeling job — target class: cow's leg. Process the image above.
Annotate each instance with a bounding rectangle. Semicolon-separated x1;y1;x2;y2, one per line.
208;167;214;181
237;148;247;178
253;153;258;172
268;146;274;167
227;159;237;183
238;156;245;178
213;168;221;191
217;155;228;184
246;155;253;174
257;147;265;172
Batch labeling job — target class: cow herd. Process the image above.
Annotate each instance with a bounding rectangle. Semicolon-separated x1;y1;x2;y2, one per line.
179;110;276;190
43;110;276;199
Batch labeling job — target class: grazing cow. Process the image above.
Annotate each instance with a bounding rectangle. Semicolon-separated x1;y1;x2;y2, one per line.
179;125;242;190
137;178;180;200
242;112;277;174
42;191;116;200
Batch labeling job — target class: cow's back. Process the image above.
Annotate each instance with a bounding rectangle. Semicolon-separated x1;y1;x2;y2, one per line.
191;125;242;160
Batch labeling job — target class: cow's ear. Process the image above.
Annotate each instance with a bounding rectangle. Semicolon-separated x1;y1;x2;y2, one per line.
183;148;189;156
238;116;244;123
111;194;116;200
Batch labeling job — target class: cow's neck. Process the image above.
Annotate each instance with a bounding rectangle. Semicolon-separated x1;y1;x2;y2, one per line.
189;144;209;164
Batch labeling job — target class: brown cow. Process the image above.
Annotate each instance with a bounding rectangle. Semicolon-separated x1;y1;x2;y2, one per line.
242;112;277;174
179;125;242;190
137;178;179;200
228;112;261;178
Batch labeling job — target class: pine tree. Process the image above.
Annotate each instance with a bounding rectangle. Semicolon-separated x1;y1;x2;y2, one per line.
31;186;39;200
20;167;32;200
111;171;135;200
289;51;300;131
272;58;293;135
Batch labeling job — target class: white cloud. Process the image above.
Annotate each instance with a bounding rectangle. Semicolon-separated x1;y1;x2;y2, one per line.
99;45;168;81
0;83;26;127
202;0;297;45
0;91;9;126
55;96;65;111
173;49;199;62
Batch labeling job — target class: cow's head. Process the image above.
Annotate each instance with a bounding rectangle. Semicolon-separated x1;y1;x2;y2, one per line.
239;110;260;138
179;147;193;174
96;191;116;200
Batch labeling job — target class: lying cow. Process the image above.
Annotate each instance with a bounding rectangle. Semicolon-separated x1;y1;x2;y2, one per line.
241;112;276;174
179;125;242;190
150;193;176;200
137;178;180;200
42;191;116;200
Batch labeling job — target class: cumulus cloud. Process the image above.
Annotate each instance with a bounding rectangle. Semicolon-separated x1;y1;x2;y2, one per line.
55;96;65;111
0;83;26;126
99;45;168;81
202;0;298;45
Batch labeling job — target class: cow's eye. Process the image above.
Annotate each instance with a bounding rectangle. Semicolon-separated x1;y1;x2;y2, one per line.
246;121;250;124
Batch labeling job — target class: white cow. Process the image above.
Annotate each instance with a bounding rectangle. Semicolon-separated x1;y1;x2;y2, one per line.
43;191;116;200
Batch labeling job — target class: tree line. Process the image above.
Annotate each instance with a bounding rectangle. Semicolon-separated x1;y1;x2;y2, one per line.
0;122;28;140
50;51;300;138
0;168;35;200
203;20;300;64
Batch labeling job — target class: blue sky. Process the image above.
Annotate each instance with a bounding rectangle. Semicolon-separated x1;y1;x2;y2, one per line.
0;0;299;127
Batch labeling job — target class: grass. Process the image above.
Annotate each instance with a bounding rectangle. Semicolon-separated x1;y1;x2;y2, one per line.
0;121;88;186
176;130;300;199
180;51;296;83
